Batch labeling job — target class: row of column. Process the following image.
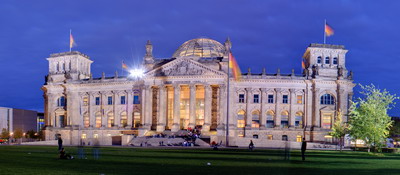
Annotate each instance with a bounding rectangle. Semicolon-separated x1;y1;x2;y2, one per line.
143;84;225;133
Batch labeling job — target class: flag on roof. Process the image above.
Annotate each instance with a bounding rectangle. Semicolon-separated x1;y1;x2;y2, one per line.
229;52;241;81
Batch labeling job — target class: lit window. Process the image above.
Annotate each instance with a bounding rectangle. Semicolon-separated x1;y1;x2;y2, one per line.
120;112;127;127
93;134;99;138
253;94;259;103
108;96;113;105
83;113;89;128
237;110;245;128
83;97;88;106
333;57;338;64
317;56;322;64
95;97;100;105
297;95;303;104
252;111;260;128
295;112;303;127
267;135;273;140
296;135;302;142
320;94;335;105
325;57;330;64
107;112;114;127
95;112;102;128
266;111;274;128
238;94;245;103
322;115;332;129
282;95;288;104
120;96;126;105
81;134;87;139
133;95;140;104
268;95;274;103
281;111;289;128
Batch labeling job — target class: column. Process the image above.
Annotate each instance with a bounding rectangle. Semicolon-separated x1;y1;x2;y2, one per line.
218;84;226;130
260;88;267;129
172;84;181;132
89;92;96;128
203;84;212;132
157;85;166;132
245;88;252;129
188;84;196;129
100;91;107;128
289;88;296;127
144;86;152;129
313;88;320;128
305;84;313;129
113;91;120;128
46;93;55;127
141;88;146;127
126;90;133;128
274;88;281;128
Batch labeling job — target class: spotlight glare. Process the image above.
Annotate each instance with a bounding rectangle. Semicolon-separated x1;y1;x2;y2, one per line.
129;68;145;78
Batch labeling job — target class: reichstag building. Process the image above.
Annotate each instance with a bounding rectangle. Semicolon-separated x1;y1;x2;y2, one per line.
42;38;354;146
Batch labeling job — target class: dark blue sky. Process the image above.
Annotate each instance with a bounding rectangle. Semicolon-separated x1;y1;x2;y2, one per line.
0;1;399;115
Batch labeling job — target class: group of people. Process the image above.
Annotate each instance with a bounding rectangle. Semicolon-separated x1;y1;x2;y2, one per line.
57;136;100;160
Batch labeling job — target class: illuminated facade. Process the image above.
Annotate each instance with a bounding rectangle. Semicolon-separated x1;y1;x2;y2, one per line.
42;38;355;146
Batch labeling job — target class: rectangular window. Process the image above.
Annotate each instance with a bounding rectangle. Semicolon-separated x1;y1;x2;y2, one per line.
282;95;288;104
108;96;113;105
267;135;273;140
83;97;88;106
81;134;87;139
120;96;126;105
282;135;288;141
296;135;302;142
253;94;259;103
322;115;332;129
268;95;274;103
95;97;100;105
239;94;245;103
133;95;140;104
237;120;245;128
297;95;303;104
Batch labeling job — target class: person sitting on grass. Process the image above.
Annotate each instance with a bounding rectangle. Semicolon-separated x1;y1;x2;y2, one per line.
59;148;73;160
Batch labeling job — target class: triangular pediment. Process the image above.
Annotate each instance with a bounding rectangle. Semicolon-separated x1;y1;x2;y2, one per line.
145;58;226;77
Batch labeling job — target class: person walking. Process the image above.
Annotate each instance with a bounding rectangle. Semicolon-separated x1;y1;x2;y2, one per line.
301;137;307;161
249;140;254;151
58;136;63;151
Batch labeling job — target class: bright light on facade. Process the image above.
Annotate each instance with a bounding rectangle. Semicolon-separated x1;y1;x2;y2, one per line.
129;68;145;78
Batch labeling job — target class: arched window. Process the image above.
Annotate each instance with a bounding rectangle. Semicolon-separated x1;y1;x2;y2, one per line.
62;63;65;71
57;97;66;107
333;57;338;64
251;110;260;128
95;112;102;128
107;112;114;127
237;110;245;128
317;56;322;64
295;112;303;127
266;111;274;128
69;62;72;70
325;57;330;64
56;63;59;72
320;94;335;105
83;112;89;128
120;111;127;127
281;111;289;128
133;112;141;128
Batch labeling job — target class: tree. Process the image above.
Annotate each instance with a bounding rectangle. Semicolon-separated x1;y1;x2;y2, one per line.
1;128;9;139
389;120;400;141
329;109;348;151
348;84;399;152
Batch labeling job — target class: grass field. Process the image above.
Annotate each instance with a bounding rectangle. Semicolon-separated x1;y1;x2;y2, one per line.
0;146;400;175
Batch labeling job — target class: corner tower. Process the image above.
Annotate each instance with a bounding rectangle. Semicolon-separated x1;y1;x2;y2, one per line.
46;51;93;83
303;43;349;79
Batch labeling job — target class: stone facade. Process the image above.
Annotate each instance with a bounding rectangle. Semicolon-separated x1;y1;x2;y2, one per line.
42;38;355;146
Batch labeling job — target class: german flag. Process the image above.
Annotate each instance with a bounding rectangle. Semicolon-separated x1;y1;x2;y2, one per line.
122;61;128;69
229;52;241;81
325;23;334;36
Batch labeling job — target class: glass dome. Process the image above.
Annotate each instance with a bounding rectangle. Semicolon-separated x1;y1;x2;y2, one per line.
172;38;226;58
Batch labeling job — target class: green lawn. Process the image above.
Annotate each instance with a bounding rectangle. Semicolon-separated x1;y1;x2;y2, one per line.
0;146;399;175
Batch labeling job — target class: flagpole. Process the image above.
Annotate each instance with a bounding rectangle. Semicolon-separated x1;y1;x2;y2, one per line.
69;29;72;52
323;19;326;44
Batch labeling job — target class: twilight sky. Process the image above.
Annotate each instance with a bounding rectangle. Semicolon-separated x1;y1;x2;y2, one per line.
0;1;399;115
